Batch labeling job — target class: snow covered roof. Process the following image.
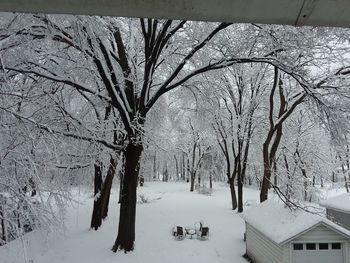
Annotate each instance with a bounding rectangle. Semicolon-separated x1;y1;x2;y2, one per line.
319;193;350;213
240;200;350;245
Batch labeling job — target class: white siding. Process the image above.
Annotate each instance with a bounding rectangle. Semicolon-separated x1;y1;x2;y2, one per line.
245;223;284;263
293;224;347;242
282;244;290;263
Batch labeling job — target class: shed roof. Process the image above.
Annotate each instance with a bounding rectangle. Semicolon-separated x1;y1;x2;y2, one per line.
240;200;350;245
320;193;350;213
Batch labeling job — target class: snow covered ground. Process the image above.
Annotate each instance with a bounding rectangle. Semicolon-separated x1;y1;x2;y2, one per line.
0;182;260;263
0;182;347;263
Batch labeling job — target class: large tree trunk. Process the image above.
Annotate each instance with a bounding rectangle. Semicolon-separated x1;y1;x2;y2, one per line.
229;178;237;210
91;163;103;230
112;142;143;252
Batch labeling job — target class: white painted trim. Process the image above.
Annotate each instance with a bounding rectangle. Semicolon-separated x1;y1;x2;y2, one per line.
280;221;350;246
289;240;348;263
0;0;350;27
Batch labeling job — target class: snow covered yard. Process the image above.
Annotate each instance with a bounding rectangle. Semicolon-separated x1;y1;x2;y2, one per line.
1;182;261;263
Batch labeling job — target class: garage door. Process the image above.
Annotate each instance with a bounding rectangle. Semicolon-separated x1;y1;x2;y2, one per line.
292;242;343;263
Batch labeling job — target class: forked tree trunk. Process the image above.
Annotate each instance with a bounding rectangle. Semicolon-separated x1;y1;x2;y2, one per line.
91;156;118;229
112;143;143;252
91;163;103;230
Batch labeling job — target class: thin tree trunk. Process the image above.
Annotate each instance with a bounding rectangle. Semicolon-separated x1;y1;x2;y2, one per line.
186;158;190;183
112;143;143;252
237;162;243;213
0;204;6;243
190;141;197;191
182;153;186;181
260;143;271;202
101;156;117;219
91;163;103;230
229;178;238;210
163;162;168;182
190;174;195;192
174;155;179;180
153;152;157;180
273;158;278;186
283;152;291;200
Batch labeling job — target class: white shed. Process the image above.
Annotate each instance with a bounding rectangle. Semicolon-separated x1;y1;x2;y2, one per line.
240;200;350;263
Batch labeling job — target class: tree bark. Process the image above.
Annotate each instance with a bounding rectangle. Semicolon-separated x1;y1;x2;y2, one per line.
237;161;243;213
0;204;6;243
190;141;197;192
152;153;157;180
190;174;195;192
186;158;190;183
101;156;117;219
182;153;186;181
112;142;143;252
174;155;179;180
118;166;123;204
91;163;103;230
260;142;271;203
229;178;238;210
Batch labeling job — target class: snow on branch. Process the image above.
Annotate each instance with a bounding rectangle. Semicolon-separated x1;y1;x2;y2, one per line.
0;106;126;151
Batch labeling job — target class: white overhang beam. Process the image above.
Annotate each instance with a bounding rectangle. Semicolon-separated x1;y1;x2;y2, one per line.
0;0;349;27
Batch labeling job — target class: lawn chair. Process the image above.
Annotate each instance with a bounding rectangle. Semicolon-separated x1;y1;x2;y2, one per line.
197;226;209;240
174;226;185;240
